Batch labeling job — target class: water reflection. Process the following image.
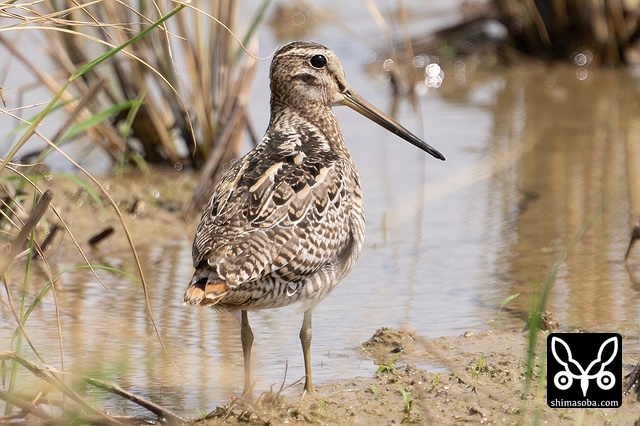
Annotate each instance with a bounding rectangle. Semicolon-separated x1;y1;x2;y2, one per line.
481;65;640;329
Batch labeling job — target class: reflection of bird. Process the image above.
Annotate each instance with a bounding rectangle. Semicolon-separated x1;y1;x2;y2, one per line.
183;41;445;396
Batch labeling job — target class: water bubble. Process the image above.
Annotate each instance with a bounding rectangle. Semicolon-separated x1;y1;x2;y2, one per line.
461;41;474;53
152;191;160;199
383;58;395;72
426;63;442;77
572;51;593;67
426;55;440;65
454;61;466;85
573;53;587;66
174;162;183;171
465;62;477;74
576;68;588;80
584;51;594;62
292;11;306;26
546;69;556;87
425;63;444;88
426;76;443;88
413;54;428;68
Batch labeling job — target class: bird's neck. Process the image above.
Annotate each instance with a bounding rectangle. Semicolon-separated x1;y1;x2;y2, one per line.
268;100;345;150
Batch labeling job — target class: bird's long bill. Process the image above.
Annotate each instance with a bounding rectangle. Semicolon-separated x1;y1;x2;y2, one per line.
342;90;445;161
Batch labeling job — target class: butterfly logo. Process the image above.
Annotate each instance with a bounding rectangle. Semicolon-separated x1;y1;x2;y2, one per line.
551;336;617;397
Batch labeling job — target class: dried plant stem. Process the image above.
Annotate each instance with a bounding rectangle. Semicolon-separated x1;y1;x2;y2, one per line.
0;351;186;424
0;351;115;424
0;189;52;278
0;389;52;421
84;377;186;424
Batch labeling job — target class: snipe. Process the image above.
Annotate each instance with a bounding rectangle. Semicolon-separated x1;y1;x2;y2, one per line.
183;41;445;395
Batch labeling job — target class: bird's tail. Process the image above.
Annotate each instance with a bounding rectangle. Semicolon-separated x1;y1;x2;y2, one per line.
183;271;230;306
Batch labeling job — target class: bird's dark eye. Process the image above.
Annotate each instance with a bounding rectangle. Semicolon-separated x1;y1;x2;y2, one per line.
309;54;327;68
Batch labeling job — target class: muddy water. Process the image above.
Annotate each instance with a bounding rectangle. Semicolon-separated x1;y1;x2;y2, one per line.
2;2;640;418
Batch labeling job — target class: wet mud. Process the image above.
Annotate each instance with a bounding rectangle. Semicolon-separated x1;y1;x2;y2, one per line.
203;327;640;425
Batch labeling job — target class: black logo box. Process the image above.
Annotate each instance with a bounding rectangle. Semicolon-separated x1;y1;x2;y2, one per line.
547;333;622;408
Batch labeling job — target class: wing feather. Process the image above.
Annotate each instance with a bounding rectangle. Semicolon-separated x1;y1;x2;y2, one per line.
191;130;357;292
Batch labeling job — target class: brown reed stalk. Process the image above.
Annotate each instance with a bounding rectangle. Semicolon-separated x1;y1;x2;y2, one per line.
0;1;264;201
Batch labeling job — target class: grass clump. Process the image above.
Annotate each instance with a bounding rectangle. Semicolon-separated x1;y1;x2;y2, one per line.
0;2;269;423
1;0;268;210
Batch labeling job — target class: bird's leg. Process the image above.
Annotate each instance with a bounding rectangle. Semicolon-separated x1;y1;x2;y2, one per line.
240;310;254;397
300;309;315;393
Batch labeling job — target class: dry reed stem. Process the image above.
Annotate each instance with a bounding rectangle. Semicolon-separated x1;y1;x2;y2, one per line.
0;152;107;290
0;189;52;278
0;123;185;396
0;351;186;424
26;128;185;379
0;351;115;423
1;2;194;166
0;2;266;421
84;377;186;424
0;179;67;381
1;1;264;210
0;389;52;421
493;0;640;64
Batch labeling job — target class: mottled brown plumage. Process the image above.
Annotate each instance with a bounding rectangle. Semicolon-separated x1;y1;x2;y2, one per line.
183;41;445;396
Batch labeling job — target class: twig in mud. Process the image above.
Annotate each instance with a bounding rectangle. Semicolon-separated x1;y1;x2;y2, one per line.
31;222;60;259
0;189;53;277
624;223;640;260
88;226;115;246
84;377;186;424
624;360;640;396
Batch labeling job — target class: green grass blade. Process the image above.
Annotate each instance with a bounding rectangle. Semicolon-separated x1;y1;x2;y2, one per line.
0;99;76;143
69;3;188;82
5;192;38;415
497;293;520;322
235;0;270;61
0;2;188;176
59;100;142;144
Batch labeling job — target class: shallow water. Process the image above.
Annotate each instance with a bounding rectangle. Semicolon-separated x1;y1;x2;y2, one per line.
2;0;640;418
